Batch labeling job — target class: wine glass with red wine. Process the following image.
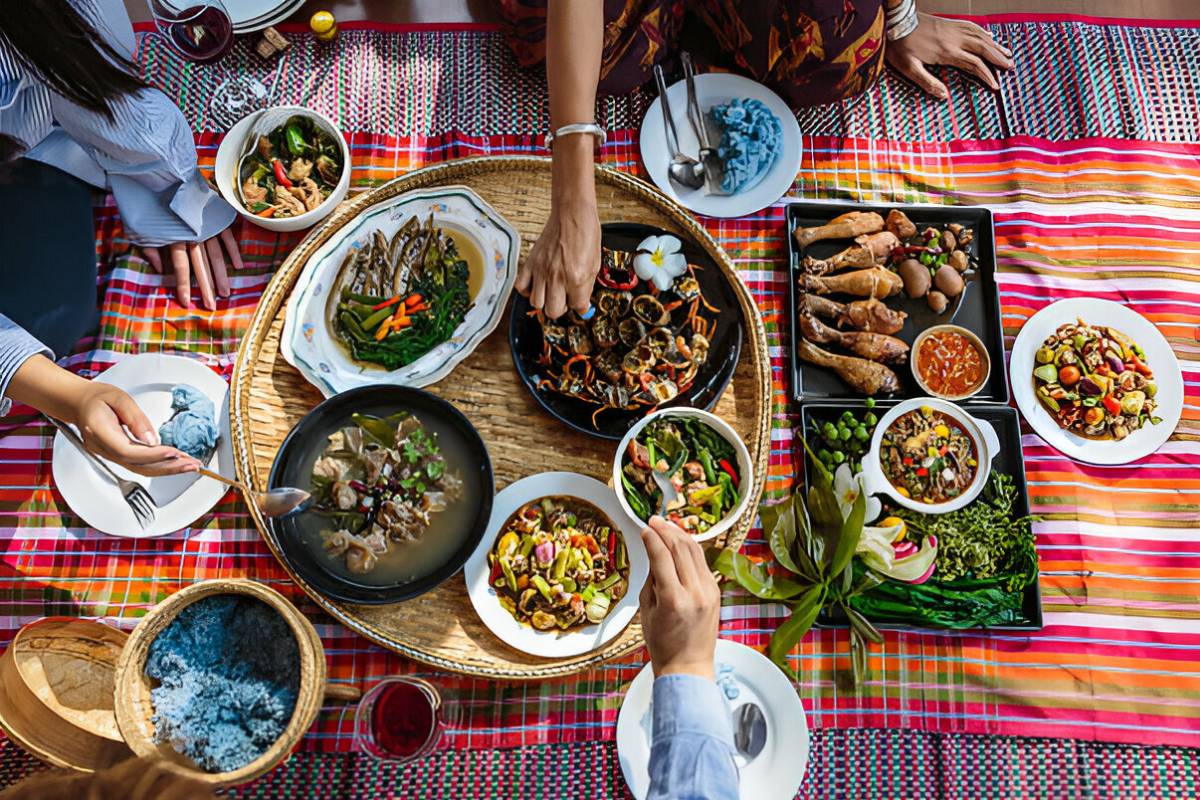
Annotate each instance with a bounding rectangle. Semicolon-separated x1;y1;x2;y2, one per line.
354;677;460;763
147;0;268;129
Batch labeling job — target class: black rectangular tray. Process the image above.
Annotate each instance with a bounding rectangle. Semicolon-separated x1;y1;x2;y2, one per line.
798;400;1043;632
786;201;1009;405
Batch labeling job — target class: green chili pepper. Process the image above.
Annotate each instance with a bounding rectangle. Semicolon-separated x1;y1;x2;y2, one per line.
360;306;393;332
697;448;717;484
551;547;569;580
531;574;552;602
518;535;535;558
560;577;577;593
499;556;518;593
285;122;309;156
595;572;622;591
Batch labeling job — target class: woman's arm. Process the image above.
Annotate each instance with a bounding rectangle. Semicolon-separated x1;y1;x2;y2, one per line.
515;1;604;320
4;344;198;477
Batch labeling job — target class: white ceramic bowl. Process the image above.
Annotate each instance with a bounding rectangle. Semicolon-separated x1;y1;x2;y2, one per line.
214;106;351;233
612;408;754;544
860;397;1000;515
464;472;648;658
278;184;520;397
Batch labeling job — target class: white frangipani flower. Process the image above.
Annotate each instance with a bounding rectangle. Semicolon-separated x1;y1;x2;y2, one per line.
633;235;688;292
833;463;882;524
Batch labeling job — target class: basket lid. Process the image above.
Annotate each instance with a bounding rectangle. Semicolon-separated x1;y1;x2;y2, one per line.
0;617;133;771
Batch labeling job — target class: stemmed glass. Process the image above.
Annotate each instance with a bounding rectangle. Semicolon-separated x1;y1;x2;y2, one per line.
147;0;268;129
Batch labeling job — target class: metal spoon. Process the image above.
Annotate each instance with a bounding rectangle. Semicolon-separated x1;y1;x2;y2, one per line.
681;52;724;195
195;466;311;519
652;64;705;191
733;702;768;762
650;464;681;517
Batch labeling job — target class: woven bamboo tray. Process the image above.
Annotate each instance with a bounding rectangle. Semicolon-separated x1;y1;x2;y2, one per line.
230;156;771;679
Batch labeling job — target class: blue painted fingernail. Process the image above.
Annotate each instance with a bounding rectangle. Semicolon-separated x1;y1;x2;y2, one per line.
580;305;596;320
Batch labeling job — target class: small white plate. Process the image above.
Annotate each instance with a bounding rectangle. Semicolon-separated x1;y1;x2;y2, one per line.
50;354;235;538
280;185;519;398
1010;297;1183;465
616;639;809;800
464;472;648;658
639;73;802;219
233;0;305;33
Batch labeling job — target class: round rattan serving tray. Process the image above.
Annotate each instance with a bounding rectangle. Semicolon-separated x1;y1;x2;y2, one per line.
230;156;771;679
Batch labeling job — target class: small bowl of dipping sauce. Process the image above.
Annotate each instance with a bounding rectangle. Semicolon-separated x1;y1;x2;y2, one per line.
911;324;990;401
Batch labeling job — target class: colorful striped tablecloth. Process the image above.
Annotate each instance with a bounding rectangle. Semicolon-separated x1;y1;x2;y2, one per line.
1;14;1198;798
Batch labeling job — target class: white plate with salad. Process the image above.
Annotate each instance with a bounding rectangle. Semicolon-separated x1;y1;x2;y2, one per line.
464;472;648;658
1010;298;1182;465
616;639;809;800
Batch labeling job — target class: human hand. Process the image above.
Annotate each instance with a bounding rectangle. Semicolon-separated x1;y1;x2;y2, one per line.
70;382;200;477
639;516;721;680
516;137;601;319
885;13;1013;100
142;226;244;311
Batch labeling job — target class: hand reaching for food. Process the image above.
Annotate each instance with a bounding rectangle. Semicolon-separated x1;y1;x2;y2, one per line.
142;226;244;311
885;14;1014;100
639;516;720;680
518;136;602;320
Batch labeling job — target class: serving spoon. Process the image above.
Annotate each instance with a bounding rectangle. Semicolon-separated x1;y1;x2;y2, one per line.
652;64;705;191
195;466;312;519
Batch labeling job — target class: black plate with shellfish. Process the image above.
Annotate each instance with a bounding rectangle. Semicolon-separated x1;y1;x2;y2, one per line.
787;202;1008;404
510;223;744;440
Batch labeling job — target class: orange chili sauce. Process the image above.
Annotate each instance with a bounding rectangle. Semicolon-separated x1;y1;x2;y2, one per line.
917;331;985;397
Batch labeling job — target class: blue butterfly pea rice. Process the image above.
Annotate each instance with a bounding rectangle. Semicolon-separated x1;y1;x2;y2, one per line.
145;595;300;773
709;98;784;195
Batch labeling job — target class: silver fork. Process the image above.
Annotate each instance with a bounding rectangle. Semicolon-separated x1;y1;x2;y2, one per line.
47;417;156;528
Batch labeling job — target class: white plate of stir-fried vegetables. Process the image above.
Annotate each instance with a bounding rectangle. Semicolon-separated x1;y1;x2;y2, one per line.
1011;298;1182;465
465;473;648;658
280;185;519;397
615;408;754;543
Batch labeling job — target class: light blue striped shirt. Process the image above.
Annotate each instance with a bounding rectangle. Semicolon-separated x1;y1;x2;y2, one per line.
0;0;235;416
649;675;739;800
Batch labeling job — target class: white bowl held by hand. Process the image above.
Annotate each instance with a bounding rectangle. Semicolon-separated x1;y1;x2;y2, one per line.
214;106;351;233
613;407;754;543
860;397;1001;515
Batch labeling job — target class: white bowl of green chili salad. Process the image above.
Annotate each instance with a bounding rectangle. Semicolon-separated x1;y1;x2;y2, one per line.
614;408;753;543
215;106;351;233
860;397;1001;515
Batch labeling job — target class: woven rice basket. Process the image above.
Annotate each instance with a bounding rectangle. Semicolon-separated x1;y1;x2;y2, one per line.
229;156;771;679
112;579;326;787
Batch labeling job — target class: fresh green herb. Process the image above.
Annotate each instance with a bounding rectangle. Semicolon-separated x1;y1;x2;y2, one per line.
893;472;1038;587
715;443;881;685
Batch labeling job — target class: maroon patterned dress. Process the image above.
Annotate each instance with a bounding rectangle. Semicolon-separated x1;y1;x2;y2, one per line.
496;0;887;107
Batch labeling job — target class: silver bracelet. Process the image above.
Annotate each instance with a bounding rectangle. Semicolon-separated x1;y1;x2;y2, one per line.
886;0;919;41
544;122;607;150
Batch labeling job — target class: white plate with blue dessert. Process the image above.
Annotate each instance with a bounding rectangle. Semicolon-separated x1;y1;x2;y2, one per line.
51;353;235;538
639;72;801;218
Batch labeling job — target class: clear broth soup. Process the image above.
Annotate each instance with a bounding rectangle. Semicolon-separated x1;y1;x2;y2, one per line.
291;411;486;586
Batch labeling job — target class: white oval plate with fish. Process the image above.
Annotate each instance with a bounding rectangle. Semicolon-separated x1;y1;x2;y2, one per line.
464;472;649;658
1010;297;1183;465
615;639;809;800
639;73;801;218
50;353;235;538
280;185;519;397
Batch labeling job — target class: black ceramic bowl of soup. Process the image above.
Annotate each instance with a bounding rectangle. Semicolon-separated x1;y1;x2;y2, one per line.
268;385;493;604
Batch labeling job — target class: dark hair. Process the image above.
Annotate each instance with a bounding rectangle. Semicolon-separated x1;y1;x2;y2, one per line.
0;0;147;119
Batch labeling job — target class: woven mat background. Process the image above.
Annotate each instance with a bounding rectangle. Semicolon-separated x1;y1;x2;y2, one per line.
1;15;1198;799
